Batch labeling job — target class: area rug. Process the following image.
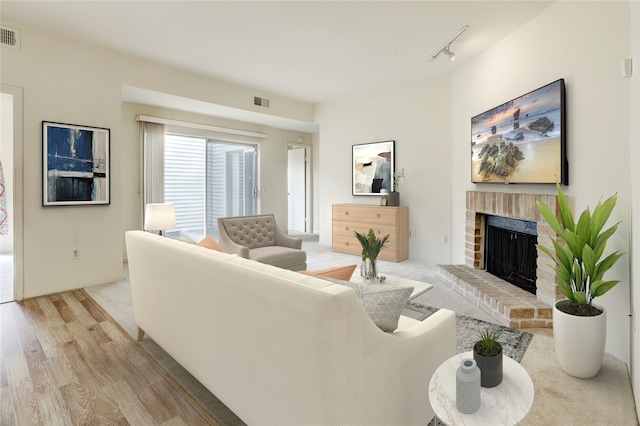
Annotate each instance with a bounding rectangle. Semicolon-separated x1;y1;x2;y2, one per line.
405;301;533;362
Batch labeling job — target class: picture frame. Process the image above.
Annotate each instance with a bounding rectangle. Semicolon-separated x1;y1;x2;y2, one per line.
43;121;110;206
352;140;395;195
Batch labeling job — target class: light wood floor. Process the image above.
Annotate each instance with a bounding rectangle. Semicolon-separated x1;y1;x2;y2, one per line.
0;290;219;425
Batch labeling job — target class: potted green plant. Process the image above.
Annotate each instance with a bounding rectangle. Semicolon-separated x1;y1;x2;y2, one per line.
354;228;389;281
473;330;503;388
387;168;405;206
536;182;625;378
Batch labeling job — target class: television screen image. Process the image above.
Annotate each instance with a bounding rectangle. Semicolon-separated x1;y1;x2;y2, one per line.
471;79;567;184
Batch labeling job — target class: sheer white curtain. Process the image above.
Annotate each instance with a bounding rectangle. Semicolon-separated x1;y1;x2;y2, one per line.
142;121;165;206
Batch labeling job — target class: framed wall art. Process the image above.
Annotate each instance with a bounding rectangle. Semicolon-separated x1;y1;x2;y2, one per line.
352;140;395;195
43;121;110;206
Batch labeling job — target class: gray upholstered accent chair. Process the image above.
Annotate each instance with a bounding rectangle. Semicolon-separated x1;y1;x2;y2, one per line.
217;214;307;271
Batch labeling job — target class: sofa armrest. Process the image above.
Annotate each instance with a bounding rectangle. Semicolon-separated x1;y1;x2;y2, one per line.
217;221;250;258
274;223;303;249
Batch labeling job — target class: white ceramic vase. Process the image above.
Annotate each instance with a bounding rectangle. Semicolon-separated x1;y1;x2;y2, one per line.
456;358;481;414
553;299;606;378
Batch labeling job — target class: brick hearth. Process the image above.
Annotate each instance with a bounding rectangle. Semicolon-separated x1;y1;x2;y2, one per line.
439;191;565;328
437;265;552;328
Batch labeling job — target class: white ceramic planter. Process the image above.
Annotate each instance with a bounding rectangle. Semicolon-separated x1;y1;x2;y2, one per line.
553;300;606;378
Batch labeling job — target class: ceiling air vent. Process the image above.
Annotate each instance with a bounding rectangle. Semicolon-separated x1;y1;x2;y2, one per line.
254;96;270;108
1;26;21;50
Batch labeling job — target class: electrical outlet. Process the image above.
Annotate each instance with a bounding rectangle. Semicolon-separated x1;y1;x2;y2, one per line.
72;248;79;260
443;236;448;244
410;230;417;238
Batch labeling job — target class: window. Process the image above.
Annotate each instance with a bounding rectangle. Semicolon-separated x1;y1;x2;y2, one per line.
164;134;256;241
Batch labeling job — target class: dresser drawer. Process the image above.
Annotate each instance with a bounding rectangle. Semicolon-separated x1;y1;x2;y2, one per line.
332;204;396;226
332;235;398;261
332;221;397;239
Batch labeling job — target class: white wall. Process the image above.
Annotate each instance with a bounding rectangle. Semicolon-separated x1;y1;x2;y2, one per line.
450;1;632;363
315;79;453;264
0;22;314;298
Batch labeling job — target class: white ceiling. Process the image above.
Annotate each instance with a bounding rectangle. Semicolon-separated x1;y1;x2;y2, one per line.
2;1;554;132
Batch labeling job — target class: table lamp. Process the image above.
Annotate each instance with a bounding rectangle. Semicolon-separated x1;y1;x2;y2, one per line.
144;203;176;236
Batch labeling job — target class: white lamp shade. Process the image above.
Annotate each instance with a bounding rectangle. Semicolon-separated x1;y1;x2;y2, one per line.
144;203;176;231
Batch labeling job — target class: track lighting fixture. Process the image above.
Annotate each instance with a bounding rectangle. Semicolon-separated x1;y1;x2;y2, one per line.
430;25;468;62
444;46;456;61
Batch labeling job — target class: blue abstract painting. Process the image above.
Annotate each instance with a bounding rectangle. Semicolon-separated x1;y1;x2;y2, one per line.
43;122;110;206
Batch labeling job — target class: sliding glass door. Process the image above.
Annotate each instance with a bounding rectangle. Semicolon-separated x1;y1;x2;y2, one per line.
164;134;256;241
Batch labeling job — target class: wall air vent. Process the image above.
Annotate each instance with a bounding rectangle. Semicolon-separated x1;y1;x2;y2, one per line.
1;26;21;50
254;96;270;108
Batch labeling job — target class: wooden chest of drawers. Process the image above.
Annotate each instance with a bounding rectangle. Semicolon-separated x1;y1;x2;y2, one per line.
332;204;409;262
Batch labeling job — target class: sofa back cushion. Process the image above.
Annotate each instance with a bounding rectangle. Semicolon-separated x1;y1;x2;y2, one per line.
220;215;277;249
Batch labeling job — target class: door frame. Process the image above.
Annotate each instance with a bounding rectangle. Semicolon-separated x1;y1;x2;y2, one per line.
1;84;24;301
287;142;312;233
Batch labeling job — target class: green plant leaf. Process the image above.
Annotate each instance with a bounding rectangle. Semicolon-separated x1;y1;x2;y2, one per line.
582;245;596;278
590;193;617;239
536;200;565;238
576;208;592;247
591;279;621;297
564;230;585;262
573;291;587;304
592;223;620;260
556;182;575;232
594;251;625;281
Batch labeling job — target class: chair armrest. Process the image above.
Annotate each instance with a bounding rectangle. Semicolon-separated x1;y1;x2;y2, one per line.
217;220;250;258
274;223;302;249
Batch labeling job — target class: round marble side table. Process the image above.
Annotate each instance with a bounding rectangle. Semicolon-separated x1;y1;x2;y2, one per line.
429;351;534;426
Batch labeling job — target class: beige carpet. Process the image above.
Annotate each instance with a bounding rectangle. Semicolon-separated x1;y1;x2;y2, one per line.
520;328;637;425
86;241;639;425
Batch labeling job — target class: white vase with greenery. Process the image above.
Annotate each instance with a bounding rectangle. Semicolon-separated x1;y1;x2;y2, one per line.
354;228;389;282
536;182;625;378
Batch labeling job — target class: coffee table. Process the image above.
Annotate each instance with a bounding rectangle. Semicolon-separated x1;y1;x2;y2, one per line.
349;273;433;300
429;351;534;425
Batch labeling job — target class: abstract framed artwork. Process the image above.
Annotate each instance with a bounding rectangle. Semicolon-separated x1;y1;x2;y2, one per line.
42;121;110;206
352;140;395;195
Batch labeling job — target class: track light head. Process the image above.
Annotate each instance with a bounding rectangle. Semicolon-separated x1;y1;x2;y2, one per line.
444;46;456;61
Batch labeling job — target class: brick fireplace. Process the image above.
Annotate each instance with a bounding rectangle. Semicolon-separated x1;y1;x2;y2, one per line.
437;191;562;328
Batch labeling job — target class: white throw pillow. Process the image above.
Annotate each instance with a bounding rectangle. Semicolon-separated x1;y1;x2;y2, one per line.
314;276;413;332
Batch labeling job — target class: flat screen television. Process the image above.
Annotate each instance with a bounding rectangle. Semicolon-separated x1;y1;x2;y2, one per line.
471;79;567;184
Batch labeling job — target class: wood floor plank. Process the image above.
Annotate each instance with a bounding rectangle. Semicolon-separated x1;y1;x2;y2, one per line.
107;378;158;425
0;385;17;425
6;357;40;424
0;292;217;425
1;302;23;359
36;297;66;328
43;355;75;389
151;379;214;426
36;388;73;425
74;289;107;323
62;291;105;327
50;293;75;323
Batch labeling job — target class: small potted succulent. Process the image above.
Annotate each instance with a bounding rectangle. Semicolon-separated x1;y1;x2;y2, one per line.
473;330;503;388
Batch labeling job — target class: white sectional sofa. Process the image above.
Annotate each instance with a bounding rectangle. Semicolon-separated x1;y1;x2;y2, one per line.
125;230;456;425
